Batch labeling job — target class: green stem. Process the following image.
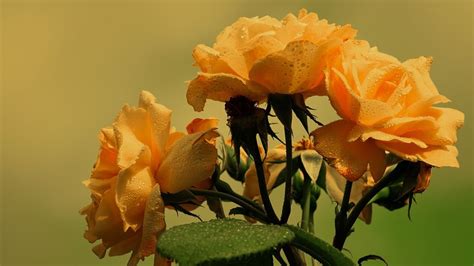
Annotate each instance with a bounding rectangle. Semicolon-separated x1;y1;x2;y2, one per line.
308;213;316;266
285;225;356;266
189;188;270;223
253;152;280;224
214;180;264;212
281;126;293;224
343;161;414;239
300;174;312;231
333;181;352;250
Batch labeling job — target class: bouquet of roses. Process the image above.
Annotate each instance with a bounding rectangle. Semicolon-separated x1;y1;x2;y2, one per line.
79;9;464;266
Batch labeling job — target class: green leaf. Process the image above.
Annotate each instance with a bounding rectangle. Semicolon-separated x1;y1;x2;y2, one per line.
157;219;295;266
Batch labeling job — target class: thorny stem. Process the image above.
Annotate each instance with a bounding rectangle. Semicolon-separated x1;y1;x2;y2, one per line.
333;181;353;250
189;188;270;223
340;162;414;247
332;161;416;250
281;126;293;224
214;180;265;212
253;151;280;224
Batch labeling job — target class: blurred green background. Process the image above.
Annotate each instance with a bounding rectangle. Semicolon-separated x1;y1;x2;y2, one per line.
1;0;472;265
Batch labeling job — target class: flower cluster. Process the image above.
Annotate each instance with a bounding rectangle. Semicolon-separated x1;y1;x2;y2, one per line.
80;9;464;265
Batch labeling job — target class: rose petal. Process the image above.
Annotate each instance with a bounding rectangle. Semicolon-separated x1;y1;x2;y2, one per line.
379;116;438;136
211;16;281;79
138;91;172;164
241;32;284;69
93;187;136;249
186;118;219;134
157;129;219;193
109;233;141;257
276;13;306;44
348;125;428;149
215;16;281;50
128;184;166;266
113;110;151;170
113;92;171;171
164;131;185;154
402;94;450;117
325;67;360;121
115;148;156;231
187;73;266;112
329;67;401;126
91;128;120;179
403;56;440;102
249;39;339;95
84;177;116;196
362;64;405;99
377;141;459;168
312;120;386;181
193;45;241;76
411;107;464;146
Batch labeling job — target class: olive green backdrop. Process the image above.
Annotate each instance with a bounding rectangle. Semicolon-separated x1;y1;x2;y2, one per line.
1;0;472;265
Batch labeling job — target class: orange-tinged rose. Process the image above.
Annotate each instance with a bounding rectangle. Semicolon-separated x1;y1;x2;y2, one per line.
80;91;219;265
312;40;464;181
187;9;357;111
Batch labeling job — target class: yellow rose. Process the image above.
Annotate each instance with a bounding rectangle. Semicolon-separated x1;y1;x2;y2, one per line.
312;40;464;181
187;9;357;111
79;91;219;265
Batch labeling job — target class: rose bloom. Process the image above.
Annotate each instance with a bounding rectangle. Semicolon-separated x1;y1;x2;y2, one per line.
187;9;356;111
79;91;219;265
313;40;464;181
